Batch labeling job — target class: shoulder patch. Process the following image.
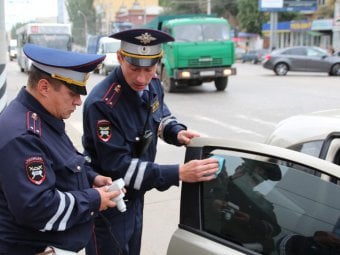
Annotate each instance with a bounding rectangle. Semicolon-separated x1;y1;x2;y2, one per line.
26;111;41;137
97;120;112;142
25;156;46;185
102;83;122;108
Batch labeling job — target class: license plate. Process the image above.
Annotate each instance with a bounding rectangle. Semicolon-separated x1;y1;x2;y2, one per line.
200;71;215;76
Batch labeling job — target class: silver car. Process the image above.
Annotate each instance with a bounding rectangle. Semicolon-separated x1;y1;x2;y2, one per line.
262;46;340;76
167;110;340;255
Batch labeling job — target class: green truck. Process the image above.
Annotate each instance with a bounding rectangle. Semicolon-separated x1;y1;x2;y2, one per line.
144;14;236;92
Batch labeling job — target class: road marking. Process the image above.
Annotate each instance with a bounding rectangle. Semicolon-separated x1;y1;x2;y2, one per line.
236;114;276;126
196;115;265;138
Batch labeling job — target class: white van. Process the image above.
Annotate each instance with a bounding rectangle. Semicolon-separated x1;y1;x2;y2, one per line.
97;37;121;75
8;39;17;61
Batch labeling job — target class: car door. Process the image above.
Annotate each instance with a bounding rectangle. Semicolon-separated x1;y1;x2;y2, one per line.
167;137;340;255
282;47;307;71
305;47;330;72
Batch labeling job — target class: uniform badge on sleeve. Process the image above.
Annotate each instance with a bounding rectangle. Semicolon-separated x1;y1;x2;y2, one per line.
97;120;112;142
25;157;46;185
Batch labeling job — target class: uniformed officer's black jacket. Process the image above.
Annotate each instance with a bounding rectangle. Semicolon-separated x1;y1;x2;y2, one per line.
0;88;101;253
83;67;186;200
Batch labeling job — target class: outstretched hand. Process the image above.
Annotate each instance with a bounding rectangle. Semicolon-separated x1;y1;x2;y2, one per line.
179;158;219;182
177;130;200;145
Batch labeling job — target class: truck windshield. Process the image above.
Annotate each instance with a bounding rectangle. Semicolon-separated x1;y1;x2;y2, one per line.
28;34;71;50
173;23;230;42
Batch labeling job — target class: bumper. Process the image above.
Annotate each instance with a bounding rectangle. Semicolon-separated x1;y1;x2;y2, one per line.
173;67;237;80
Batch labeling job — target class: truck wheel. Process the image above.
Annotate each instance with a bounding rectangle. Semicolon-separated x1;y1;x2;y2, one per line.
161;69;176;93
214;77;228;91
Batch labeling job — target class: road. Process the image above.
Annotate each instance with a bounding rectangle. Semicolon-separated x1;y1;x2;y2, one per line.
5;60;340;254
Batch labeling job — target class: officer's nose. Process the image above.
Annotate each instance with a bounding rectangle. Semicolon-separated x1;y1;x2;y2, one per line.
74;95;82;106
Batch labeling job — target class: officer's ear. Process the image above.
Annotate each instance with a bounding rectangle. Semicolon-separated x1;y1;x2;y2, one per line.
117;50;124;65
37;79;51;97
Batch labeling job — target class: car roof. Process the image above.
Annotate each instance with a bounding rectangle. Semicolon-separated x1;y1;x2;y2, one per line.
273;45;325;53
190;136;340;177
99;37;120;43
266;109;340;148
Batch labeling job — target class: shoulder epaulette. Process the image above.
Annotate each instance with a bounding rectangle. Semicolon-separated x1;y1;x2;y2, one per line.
26;111;41;137
101;83;122;108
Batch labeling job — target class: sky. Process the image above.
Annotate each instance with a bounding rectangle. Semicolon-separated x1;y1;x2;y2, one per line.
5;0;58;30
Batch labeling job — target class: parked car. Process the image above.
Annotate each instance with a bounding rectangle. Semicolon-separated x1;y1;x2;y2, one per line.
262;46;340;76
167;111;340;255
8;39;17;61
96;37;120;75
235;47;246;61
265;109;340;163
242;49;270;64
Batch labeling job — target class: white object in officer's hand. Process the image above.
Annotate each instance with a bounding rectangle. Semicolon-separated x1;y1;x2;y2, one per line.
107;178;126;212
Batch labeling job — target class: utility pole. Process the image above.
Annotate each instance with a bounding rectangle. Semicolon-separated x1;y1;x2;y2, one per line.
269;12;278;50
0;0;8;113
77;10;88;40
207;0;211;15
333;0;340;50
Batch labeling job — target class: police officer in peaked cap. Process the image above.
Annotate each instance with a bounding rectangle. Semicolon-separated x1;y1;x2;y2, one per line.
82;28;219;255
0;44;122;254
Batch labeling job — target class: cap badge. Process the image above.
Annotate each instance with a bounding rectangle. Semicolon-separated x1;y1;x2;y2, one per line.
135;33;156;45
138;46;151;55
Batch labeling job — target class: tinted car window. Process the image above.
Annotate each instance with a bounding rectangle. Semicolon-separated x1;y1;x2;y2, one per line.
202;152;340;254
283;48;306;56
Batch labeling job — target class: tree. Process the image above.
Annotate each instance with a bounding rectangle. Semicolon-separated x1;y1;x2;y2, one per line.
211;0;238;28
160;0;205;14
236;0;268;35
10;22;26;39
314;0;335;19
65;0;96;46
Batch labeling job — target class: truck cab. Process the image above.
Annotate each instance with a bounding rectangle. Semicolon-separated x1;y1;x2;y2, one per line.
145;15;236;92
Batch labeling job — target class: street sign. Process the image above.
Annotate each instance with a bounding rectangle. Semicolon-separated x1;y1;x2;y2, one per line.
259;0;317;12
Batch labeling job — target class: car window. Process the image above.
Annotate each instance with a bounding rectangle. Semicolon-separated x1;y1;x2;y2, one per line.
201;151;340;255
288;140;323;157
287;140;323;177
283;48;306;56
307;48;326;57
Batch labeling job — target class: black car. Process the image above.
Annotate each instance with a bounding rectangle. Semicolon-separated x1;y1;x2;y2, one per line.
262;46;340;76
242;49;270;64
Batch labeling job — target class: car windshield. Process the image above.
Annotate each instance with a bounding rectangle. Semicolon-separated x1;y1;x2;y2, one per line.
202;151;340;254
28;34;71;50
173;23;230;42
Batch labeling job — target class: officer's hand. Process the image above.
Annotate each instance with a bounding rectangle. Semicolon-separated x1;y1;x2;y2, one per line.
95;186;121;211
179;158;218;182
93;175;112;188
177;130;200;145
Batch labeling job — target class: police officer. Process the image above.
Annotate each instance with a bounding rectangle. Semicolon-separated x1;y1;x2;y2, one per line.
0;44;122;254
82;28;219;255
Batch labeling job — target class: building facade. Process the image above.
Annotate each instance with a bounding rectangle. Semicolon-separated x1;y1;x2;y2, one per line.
93;0;159;34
